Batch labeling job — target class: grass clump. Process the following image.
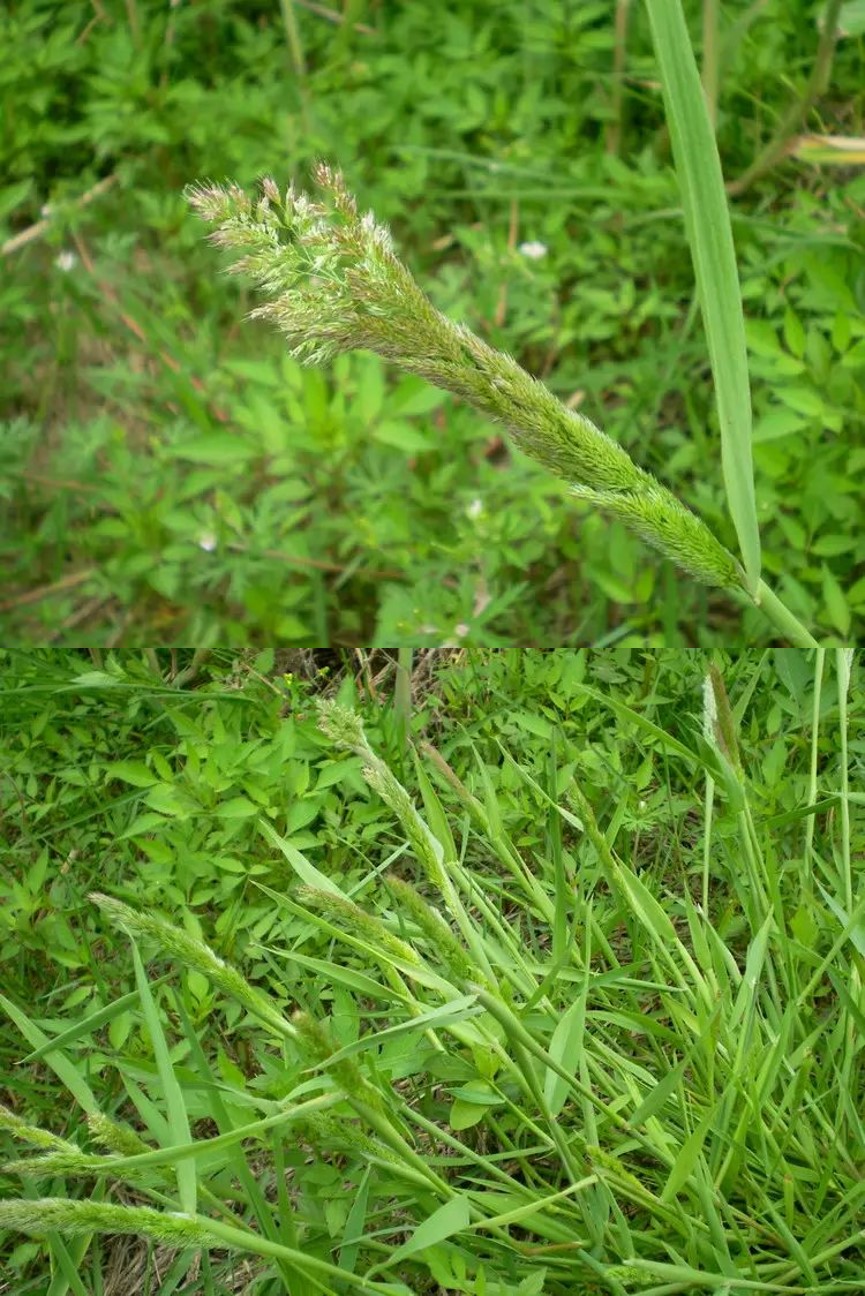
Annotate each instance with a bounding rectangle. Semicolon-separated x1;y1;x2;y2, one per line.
0;647;862;1293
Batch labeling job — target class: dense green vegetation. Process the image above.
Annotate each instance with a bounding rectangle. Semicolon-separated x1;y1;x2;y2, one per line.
1;647;862;1293
2;0;863;644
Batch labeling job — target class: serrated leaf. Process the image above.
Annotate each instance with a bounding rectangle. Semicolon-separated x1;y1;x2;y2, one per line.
392;380;449;415
108;762;157;788
169;436;257;465
753;409;806;444
216;796;258;819
372;420;435;453
774;385;825;417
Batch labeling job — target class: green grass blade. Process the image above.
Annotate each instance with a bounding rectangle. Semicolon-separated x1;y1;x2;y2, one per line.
258;818;350;898
647;0;761;596
0;993;100;1115
543;995;587;1118
129;941;197;1217
40;1227;92;1296
660;1105;715;1203
386;1194;472;1266
20;980;172;1063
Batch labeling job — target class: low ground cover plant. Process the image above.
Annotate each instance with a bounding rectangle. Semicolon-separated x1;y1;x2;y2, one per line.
0;648;862;1293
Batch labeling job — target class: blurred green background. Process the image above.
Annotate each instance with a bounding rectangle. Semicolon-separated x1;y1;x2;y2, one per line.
1;0;863;645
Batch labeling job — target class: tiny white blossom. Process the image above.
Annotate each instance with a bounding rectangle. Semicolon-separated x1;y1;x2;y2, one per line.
55;251;76;272
466;497;484;520
198;532;217;552
518;241;547;261
454;623;470;638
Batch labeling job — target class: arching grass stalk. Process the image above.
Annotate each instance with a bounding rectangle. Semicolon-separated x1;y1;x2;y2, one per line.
186;166;819;647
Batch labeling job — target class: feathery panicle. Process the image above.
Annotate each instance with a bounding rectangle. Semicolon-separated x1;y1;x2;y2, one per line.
314;697;369;753
384;875;478;985
91;892;296;1040
88;1113;153;1157
0;1104;78;1152
0;1198;213;1248
290;1010;385;1112
294;884;423;968
569;483;743;588
186;165;744;591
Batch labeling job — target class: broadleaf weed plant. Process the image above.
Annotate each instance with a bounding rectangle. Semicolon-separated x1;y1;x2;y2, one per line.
1;650;862;1293
184;1;848;650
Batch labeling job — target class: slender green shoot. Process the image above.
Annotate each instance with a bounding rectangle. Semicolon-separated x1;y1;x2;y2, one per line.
647;0;760;596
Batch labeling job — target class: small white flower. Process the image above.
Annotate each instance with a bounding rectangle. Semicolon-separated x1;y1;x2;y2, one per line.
198;532;217;552
518;241;547;261
41;203;52;218
466;497;484;520
55;251;76;272
454;623;470;638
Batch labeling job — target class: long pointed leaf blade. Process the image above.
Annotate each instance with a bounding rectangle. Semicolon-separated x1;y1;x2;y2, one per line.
647;1;761;595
